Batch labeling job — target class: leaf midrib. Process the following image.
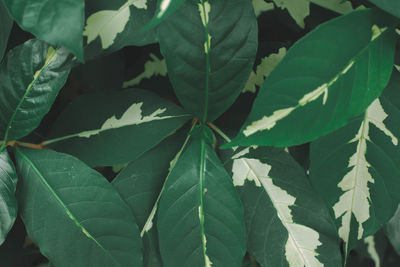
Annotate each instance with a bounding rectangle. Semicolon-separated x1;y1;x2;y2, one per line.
3;48;57;142
17;149;122;267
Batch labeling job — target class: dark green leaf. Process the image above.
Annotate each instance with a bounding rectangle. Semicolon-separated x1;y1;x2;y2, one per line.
45;88;192;167
386;205;400;256
83;0;157;60
369;0;400;18
144;0;186;30
0;149;18;245
309;71;400;255
158;0;258;122
228;146;342;267
15;148;143;267
0;1;13;62
228;9;397;148
158;137;246;266
0;39;72;142
2;0;84;60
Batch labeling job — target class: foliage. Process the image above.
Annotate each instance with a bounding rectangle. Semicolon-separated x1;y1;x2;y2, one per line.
0;0;400;266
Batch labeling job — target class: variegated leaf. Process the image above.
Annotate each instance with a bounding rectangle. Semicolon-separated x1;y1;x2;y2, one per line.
45;89;191;167
310;71;400;256
84;0;157;59
228;9;397;148
227;146;342;267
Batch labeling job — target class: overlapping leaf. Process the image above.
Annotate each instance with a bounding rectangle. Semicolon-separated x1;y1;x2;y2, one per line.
310;71;400;255
0;39;72;142
144;0;187;29
227;146;341;267
113;130;187;267
157;135;246;266
228;9;397;148
83;0;157;60
0;149;18;245
2;0;84;60
0;1;13;62
15;148;143;266
45;89;191;167
369;0;400;19
158;0;258;122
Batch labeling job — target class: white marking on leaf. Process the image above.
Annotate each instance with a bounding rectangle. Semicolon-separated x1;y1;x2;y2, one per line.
371;25;388;41
123;54;167;88
141;202;157;237
78;103;175;138
243;60;354;136
157;0;172;18
198;1;211;26
252;0;274;17
364;236;380;267
243;48;287;94
232;157;323;266
198;206;213;267
333;99;397;249
83;0;147;49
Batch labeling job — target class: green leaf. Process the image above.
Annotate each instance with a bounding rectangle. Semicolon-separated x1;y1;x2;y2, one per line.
45;88;192;167
0;149;18;245
309;71;400;256
386;205;400;256
0;1;13;62
83;0;157;60
229;146;342;267
2;0;84;61
144;0;187;30
228;9;397;148
157;136;246;266
369;0;400;19
157;0;258;122
113;129;187;267
0;39;72;142
15;148;143;266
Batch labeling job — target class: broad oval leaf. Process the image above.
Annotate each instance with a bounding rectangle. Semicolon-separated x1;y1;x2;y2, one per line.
158;137;246;266
2;0;84;60
158;0;258;122
0;149;18;245
228;9;397;148
45;88;192;167
83;0;157;60
309;71;400;255
0;39;72;142
113;130;187;267
228;146;342;267
15;148;143;267
369;0;400;19
0;1;13;62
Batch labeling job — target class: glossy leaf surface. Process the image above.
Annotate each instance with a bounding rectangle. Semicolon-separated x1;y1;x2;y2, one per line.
15;148;143;267
0;39;72;141
310;72;400;255
158;137;246;266
0;149;18;245
158;0;258;122
45;89;191;167
229;9;397;147
229;146;342;267
144;0;187;29
2;0;84;60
